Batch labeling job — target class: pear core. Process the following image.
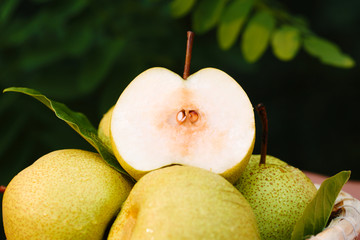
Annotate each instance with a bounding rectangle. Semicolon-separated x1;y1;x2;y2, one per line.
176;109;199;124
111;67;255;182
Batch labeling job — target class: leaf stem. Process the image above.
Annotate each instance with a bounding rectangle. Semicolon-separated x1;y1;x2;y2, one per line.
0;185;6;193
256;103;268;165
183;31;194;80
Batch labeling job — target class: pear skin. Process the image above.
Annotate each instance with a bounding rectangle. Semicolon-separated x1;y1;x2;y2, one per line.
235;155;317;240
249;154;288;167
98;105;114;152
108;165;260;240
2;149;133;240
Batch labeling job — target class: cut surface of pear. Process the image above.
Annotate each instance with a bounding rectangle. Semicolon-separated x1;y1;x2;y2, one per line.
111;67;255;182
235;155;317;240
108;165;260;240
2;149;133;240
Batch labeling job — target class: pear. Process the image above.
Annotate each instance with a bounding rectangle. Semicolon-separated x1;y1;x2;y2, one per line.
2;149;133;240
249;154;288;167
98;105;114;151
235;104;317;240
110;67;255;183
235;155;317;240
107;165;260;240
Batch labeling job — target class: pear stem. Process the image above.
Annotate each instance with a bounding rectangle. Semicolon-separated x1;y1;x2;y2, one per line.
0;185;6;193
256;103;268;165
183;31;194;80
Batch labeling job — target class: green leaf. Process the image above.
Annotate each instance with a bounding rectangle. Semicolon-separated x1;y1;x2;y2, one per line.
3;87;131;178
217;0;254;50
304;36;355;68
192;0;227;34
291;171;351;240
170;0;196;18
241;10;276;63
271;25;301;61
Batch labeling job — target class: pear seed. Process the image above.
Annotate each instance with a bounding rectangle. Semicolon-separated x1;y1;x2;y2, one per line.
176;109;186;124
188;110;199;123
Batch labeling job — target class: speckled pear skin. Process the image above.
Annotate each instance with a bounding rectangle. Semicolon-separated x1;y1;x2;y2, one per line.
235;155;317;240
108;165;261;240
2;149;133;240
248;154;288;167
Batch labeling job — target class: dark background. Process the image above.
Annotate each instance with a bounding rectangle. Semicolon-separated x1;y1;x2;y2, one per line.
1;0;360;238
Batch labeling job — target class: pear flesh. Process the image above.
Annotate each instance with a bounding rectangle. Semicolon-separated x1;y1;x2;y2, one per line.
107;165;260;240
111;67;255;182
2;149;133;240
235;155;318;240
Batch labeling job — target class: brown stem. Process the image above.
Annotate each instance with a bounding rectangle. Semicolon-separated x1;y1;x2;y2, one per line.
0;185;6;193
256;103;268;165
183;31;194;80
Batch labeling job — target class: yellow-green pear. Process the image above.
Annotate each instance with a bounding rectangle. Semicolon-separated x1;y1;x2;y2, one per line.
235;155;317;240
2;149;133;240
236;104;318;239
111;67;255;183
108;165;260;240
98;105;114;152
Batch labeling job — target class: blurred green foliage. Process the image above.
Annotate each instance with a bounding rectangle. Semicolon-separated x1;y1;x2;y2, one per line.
180;0;355;67
1;0;360;238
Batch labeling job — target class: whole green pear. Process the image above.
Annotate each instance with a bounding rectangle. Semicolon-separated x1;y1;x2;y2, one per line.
2;149;133;240
235;155;317;240
108;165;260;240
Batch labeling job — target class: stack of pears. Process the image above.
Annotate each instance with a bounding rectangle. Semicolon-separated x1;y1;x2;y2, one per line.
2;35;317;240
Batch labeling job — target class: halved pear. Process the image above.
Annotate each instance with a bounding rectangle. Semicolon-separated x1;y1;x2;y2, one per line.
111;67;255;183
